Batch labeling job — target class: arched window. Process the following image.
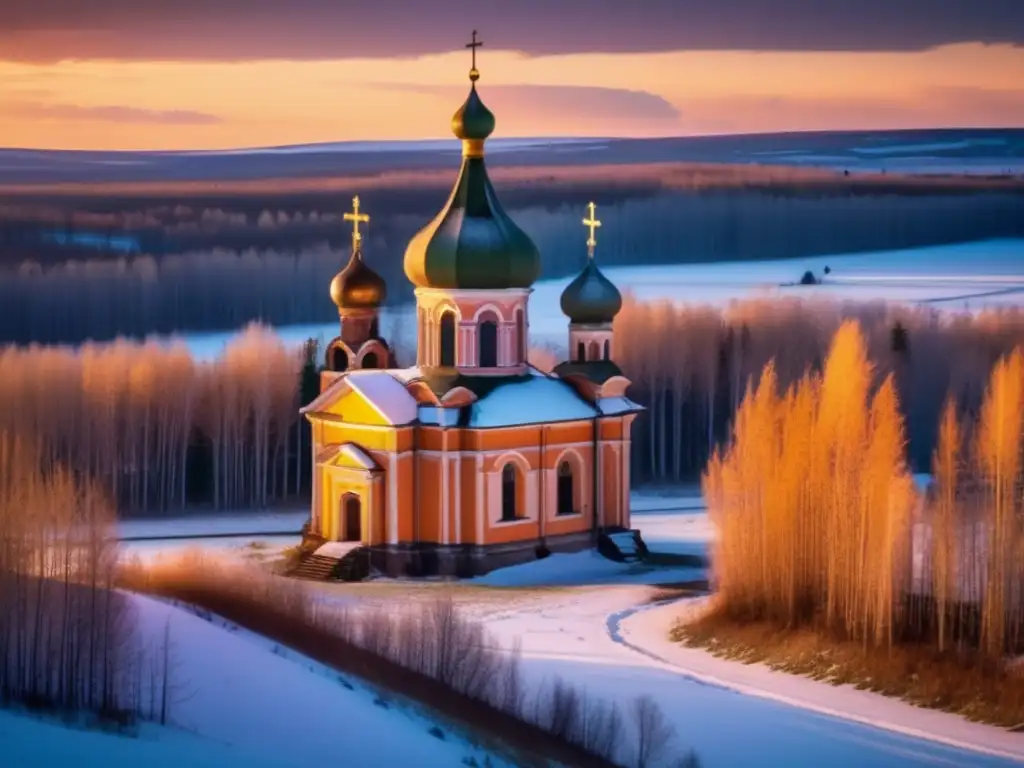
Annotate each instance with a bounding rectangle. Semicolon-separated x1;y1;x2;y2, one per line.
576;341;585;362
328;345;349;372
603;339;610;360
501;464;518;521
588;341;600;361
557;461;575;515
361;351;380;369
479;319;498;367
515;310;526;363
439;310;456;367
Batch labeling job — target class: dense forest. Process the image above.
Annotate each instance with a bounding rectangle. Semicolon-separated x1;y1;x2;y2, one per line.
2;163;1022;344
617;297;1024;478
1;299;1023;515
704;321;1024;659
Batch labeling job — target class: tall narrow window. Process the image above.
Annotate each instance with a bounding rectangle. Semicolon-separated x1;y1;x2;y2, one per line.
479;319;498;367
501;464;517;521
576;341;585;362
557;461;575;515
515;310;526;363
439;310;456;367
588;341;600;361
603;339;610;360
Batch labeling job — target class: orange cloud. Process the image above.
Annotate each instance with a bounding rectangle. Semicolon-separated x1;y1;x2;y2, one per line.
0;44;1021;150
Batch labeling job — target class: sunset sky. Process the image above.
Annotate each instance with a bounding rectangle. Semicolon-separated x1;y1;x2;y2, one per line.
1;1;1023;150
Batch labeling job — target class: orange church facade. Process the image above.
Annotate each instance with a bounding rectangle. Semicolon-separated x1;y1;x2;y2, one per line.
300;40;642;576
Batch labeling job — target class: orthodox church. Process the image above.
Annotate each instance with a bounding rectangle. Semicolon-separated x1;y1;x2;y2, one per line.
300;34;643;577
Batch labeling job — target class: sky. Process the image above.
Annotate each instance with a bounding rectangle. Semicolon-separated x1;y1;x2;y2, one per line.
1;1;1023;150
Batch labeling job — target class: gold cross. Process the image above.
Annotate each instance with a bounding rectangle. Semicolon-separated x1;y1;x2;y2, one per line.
343;195;370;247
467;30;483;82
582;201;601;257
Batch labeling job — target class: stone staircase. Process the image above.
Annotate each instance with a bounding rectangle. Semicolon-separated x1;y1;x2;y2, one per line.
597;529;649;563
288;542;371;582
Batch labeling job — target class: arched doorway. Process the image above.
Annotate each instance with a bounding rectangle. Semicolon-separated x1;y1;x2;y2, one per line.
362;351;380;369
343;495;362;542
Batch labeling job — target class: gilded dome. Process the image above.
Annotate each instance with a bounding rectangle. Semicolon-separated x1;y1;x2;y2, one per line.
451;85;495;141
560;261;622;325
330;249;386;310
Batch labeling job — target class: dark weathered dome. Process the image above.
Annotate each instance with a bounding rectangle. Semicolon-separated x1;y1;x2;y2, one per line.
404;84;540;291
330;249;386;310
560;261;622;324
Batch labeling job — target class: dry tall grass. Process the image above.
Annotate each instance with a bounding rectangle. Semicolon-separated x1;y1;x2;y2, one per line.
123;552;698;767
0;433;175;723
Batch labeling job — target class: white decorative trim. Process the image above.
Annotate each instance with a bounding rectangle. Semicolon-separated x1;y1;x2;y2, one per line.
454;454;461;545
552;447;587;520
415;287;532;301
388;452;398;545
441;441;449;545
491;516;535;528
472;303;505;322
491;450;532;475
475;453;484;543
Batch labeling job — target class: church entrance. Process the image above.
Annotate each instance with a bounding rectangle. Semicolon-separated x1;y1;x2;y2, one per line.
343;495;362;542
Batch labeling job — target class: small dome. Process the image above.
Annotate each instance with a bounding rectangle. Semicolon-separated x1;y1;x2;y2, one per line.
560;261;622;324
451;85;495;141
330;250;386;310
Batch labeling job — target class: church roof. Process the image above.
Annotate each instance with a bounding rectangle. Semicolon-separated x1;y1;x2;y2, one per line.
330;245;387;311
560;261;623;325
306;365;639;430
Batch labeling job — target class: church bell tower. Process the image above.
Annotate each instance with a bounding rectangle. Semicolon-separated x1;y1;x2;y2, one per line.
402;31;541;375
323;196;392;380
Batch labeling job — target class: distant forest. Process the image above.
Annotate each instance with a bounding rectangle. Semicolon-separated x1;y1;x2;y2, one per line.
1;163;1023;344
2;299;1023;516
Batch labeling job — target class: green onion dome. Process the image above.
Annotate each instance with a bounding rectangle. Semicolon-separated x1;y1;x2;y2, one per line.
560;261;622;324
330;247;386;310
403;85;540;290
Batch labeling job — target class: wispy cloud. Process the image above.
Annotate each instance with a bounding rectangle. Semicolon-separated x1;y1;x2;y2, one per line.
8;102;222;125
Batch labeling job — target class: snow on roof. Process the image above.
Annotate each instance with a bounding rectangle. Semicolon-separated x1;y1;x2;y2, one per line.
389;366;423;384
345;371;419;425
466;376;598;428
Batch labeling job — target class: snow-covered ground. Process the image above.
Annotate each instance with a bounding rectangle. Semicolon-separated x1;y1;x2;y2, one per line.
115;490;1024;766
3;594;504;768
178;238;1024;360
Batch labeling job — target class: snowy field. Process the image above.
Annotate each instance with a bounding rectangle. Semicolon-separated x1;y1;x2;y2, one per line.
178;238;1024;361
3;594;504;768
120;490;1024;766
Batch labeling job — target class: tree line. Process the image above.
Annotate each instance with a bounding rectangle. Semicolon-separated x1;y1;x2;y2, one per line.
2;186;1022;344
617;298;1024;479
0;325;316;514
704;320;1024;659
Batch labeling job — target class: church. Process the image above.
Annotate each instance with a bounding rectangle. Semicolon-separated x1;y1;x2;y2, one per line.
299;34;643;577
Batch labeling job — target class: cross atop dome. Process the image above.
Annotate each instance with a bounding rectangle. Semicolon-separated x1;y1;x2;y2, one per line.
466;30;483;82
583;201;601;258
343;195;370;250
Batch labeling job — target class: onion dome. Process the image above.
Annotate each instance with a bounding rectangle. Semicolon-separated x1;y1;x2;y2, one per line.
451;85;495;141
330;247;387;311
560;261;622;324
403;32;540;291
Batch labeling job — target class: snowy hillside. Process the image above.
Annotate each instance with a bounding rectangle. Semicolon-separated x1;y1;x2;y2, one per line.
3;595;501;768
